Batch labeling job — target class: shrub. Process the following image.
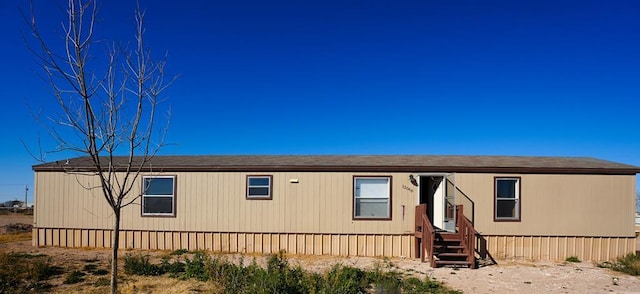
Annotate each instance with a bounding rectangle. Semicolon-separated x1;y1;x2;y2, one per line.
32;259;63;281
93;269;109;276
601;253;640;276
324;264;369;293
402;276;461;294
123;253;165;276
366;259;403;293
160;255;186;277
4;252;46;259
565;256;581;263
83;264;98;272
121;251;459;293
263;251;306;293
81;259;108;276
0;252;59;292
170;249;189;256
184;251;211;281
368;269;402;293
221;259;258;294
64;270;86;284
94;277;110;287
199;255;257;293
301;272;324;293
4;223;32;234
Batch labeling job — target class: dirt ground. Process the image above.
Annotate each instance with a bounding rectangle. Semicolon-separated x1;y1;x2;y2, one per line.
0;212;32;226
2;213;640;293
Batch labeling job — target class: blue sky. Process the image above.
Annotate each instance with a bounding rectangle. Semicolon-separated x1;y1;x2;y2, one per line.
0;0;639;202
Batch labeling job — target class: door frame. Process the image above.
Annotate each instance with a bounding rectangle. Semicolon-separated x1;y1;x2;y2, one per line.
416;173;456;232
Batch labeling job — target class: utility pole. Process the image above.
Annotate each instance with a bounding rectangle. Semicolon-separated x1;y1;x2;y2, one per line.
24;185;28;209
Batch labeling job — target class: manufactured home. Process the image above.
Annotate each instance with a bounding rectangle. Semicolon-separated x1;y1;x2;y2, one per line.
32;155;639;267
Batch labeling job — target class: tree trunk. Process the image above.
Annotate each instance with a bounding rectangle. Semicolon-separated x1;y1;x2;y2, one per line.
110;208;121;294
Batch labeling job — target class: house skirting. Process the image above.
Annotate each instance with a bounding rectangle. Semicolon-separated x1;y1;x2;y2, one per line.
480;235;637;262
32;228;637;262
32;228;415;258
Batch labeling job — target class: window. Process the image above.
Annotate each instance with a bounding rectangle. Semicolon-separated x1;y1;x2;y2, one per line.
142;176;176;216
494;177;520;221
353;176;391;220
246;175;272;199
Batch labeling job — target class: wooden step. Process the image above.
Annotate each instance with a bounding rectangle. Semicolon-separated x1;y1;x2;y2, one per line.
436;252;468;258
433;245;464;250
435;234;462;241
435;239;462;243
434;260;473;266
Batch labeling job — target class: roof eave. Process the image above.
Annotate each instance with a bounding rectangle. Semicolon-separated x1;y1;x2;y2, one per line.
32;164;640;175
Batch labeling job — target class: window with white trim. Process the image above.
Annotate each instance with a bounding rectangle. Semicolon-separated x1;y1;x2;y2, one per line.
142;176;176;216
246;175;272;199
354;176;391;219
495;177;520;221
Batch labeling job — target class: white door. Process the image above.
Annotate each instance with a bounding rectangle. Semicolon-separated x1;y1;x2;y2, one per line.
431;177;445;230
418;173;456;232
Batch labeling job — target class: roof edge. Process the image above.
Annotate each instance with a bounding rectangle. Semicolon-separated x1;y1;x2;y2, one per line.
32;164;640;175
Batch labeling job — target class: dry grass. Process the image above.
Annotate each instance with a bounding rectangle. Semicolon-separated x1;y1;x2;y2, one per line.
56;276;214;294
120;276;214;294
0;212;32;226
0;232;31;244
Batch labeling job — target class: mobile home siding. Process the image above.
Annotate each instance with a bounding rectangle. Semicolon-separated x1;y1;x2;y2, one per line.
34;171;417;234
455;173;636;237
33;169;637;261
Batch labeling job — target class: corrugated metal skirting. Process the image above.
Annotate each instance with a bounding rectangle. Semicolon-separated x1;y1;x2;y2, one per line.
480;235;637;261
33;228;637;261
33;228;415;258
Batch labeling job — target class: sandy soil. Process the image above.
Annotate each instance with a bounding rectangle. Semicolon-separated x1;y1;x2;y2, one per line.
2;213;640;293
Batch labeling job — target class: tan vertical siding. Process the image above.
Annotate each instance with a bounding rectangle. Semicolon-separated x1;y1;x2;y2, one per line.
34;170;637;261
455;173;636;237
36;171;635;237
35;171;416;234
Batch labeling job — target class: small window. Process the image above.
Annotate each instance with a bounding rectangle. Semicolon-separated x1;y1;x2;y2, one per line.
247;175;272;199
494;177;520;221
142;176;176;216
354;176;391;220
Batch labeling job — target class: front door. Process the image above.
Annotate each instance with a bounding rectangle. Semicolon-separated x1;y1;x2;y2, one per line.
418;173;456;232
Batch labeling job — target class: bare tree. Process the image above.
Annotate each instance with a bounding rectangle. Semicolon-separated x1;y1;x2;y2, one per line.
26;1;175;292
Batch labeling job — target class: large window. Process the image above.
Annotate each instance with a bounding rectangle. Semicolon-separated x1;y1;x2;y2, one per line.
142;176;176;216
494;177;520;221
353;176;391;220
246;175;273;200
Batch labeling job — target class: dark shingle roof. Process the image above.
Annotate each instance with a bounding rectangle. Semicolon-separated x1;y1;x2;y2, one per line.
32;155;640;175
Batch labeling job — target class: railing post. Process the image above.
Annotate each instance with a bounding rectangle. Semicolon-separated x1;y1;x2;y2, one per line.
415;205;422;260
455;204;477;269
415;204;435;266
415;204;426;261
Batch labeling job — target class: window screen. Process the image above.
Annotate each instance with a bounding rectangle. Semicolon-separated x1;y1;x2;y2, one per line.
142;176;175;216
354;177;391;219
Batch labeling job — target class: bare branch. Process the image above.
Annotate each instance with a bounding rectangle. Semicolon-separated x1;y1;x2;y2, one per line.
26;1;176;292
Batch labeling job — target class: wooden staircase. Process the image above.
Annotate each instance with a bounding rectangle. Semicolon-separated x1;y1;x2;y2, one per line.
432;231;474;267
415;204;476;268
